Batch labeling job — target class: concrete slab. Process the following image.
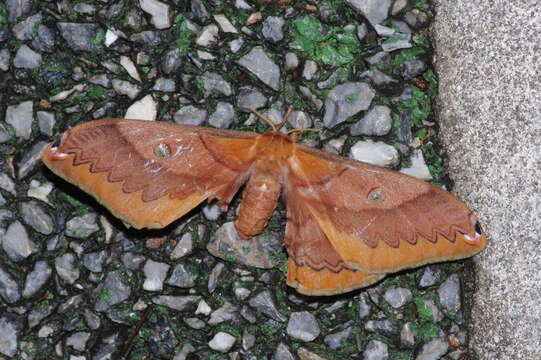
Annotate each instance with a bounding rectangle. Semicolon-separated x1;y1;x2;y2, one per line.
432;1;541;358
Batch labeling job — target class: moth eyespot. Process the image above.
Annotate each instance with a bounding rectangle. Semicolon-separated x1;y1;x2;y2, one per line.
474;221;483;236
367;189;384;203
154;143;171;159
52;136;62;149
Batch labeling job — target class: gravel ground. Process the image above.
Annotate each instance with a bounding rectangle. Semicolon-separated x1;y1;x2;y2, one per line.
433;1;541;359
0;1;491;359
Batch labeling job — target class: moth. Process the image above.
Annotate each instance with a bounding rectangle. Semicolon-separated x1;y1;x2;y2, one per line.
42;117;487;295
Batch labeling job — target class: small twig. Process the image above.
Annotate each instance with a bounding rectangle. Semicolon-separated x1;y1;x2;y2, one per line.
115;306;152;359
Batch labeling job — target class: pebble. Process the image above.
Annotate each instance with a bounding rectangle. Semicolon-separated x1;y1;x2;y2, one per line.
57;23;104;52
13;44;42;69
162;48;183;74
382;34;412;52
66;213;100;238
286;311;320;342
196;24;219;47
384;287;413;308
139;0;172;29
207;222;282;269
208;262;224;293
360;69;398;86
262;16;285;43
0;314;21;356
125;94;158;120
237;86;267;111
248;290;287;322
17;141;49;179
438;274;462;313
37;111;56;136
0;173;16;195
22;261;52;298
195;299;212;316
174;105;207;126
419;266;441;288
13;13;42;41
214;14;238;34
152;295;200;311
237;46;280;90
324;327;352;349
208;332;236;353
0;266;20;303
350;105;392;136
346;0;391;26
400;149;432;180
170;233;193;260
83;251;107;273
166;263;196;288
400;322;416;348
365;320;399;337
209;302;238;325
55;253;80;284
201;71;233;97
1;221;37;261
120;55;142;82
94;271;131;311
66;331;90;351
112;79;142;99
349;139;400;167
323;82;375;128
416;337;449;360
209;102;235;128
274;342;296;360
6;100;33;140
20;201;54;235
302;60;318;81
363;339;389;360
143;259;170;291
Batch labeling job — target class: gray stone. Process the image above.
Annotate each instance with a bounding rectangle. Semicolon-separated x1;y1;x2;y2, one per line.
83;309;101;330
174;105;207;126
400;149;432;181
323;82;375;128
404;9;429;28
400;322;415;348
166;263;196;288
89;74;110;88
112;79;141;99
5;0;32;23
0;314;21;356
22;261;52;298
66;213;100;238
416;337;449;360
57;23;104;52
170;233;193;260
209;102;235;129
207;222;283;269
262;16;285;43
324;327;352;350
346;0;391;25
196;24;219;47
364;340;388;360
274;342;295;360
20;201;54;235
13;13;42;41
286;311;320;342
94;270;131;311
201;71;232;97
152;295;200;311
208;332;236;353
0;266;20;303
359;69;398;86
55;253;80;284
209;302;239;325
208;262;224;293
58;294;84;313
392;0;408;15
66;332;90;351
382;34;412;52
214;14;238;34
419;266;441;288
357;23;368;41
28;303;55;328
351;105;392;136
237;86;267;111
1;221;37;261
285;52;299;71
37;111;55;136
403;59;427;80
438;274;461;313
0;48;9;72
229;38;245;53
248;290;287;322
423;298;444;323
32;25;56;52
287;111;312;129
358;294;372;319
6;101;33;140
302;60;318;81
365;320;399;337
17;140;48;179
237;46;280;90
162;48;182;74
143;259;170;291
349;139;399;167
191;0;209;24
184;317;205;329
83;250;107;273
202;202;221;221
139;0;171;29
383;287;413;308
152;77;176;92
0;173;16;195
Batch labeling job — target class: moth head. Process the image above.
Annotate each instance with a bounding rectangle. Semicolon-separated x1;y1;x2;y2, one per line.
44;134;70;160
459;213;485;246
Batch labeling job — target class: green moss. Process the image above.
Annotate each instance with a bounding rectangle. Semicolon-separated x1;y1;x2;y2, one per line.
389;350;414;360
290;15;361;66
87;85;106;100
423;69;438;98
0;4;7;29
98;286;112;302
396;85;430;126
393;47;426;66
174;14;198;55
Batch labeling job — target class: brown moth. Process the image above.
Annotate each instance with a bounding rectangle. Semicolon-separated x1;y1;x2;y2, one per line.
42;118;487;295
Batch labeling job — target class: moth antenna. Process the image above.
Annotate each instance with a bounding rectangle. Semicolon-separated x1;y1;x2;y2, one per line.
251;108;278;132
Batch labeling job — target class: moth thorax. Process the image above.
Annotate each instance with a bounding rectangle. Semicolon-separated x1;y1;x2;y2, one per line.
234;168;281;239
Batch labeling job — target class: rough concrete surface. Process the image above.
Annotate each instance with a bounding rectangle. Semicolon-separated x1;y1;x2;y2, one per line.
432;1;541;359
